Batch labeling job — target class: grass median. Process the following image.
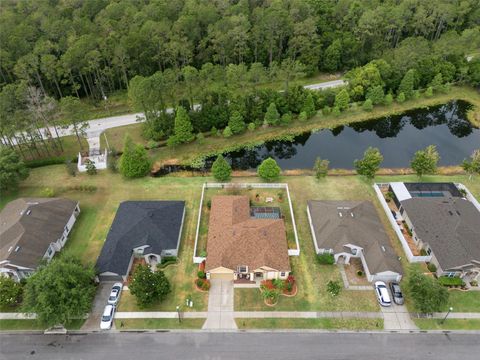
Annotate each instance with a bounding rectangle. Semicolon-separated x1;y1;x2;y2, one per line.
235;318;383;330
114;318;205;330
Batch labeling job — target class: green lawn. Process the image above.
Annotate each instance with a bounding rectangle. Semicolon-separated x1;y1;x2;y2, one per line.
101;123;145;151
414;318;480;330
0;319;84;331
445;291;480;313
16;135;88;162
236;318;383;330
114;318;205;330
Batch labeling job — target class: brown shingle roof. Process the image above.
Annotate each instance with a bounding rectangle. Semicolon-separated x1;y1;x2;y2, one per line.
0;198;78;269
205;196;290;272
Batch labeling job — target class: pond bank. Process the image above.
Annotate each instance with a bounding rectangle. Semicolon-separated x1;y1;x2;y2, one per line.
150;86;480;172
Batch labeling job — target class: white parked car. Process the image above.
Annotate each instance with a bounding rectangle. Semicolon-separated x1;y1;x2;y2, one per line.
374;281;392;307
100;304;115;330
107;283;123;305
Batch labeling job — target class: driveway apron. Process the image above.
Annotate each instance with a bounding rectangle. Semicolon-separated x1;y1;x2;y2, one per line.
381;303;418;330
202;279;237;330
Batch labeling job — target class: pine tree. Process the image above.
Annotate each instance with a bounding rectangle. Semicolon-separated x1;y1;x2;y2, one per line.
228;111;245;134
398;69;416;99
366;85;384;105
119;135;151;178
302;93;316;118
264;102;280;126
169;106;194;145
334;88;350;111
362;98;373;111
223;126;233;137
211;155;232;181
258;158;281;182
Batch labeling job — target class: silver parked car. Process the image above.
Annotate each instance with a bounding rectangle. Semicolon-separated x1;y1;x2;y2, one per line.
107;282;123;305
389;282;404;305
374;281;392;307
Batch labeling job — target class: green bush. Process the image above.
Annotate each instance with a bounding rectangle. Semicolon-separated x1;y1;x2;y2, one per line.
223;126;233;137
211;155;232;181
298;111;308;121
362;98;373;111
26;157;71;168
247;122;256;131
0;277;23;308
426;263;437;273
326;280;341;297
317;253;335;265
438;276;465;287
41;187;55;197
257;158;281;182
197;270;206;279
356;270;364;277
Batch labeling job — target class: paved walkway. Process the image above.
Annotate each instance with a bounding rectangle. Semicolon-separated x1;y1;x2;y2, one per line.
338;264;372;291
202;279;237;330
381;304;418;330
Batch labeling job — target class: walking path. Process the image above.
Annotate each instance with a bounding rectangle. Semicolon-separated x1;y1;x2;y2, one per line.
202;279;237;330
7;80;346;153
338;264;372;291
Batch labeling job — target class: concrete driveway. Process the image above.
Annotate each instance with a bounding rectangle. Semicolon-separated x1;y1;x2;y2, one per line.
81;282;115;331
202;279;237;330
381;303;418;330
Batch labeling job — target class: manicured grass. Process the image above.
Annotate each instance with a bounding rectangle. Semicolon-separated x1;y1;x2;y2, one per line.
414;318;480;330
101;123;144;151
149;86;480;167
114;318;205;329
445;291;480;313
0;319;84;331
235;318;383;330
1;167;209;312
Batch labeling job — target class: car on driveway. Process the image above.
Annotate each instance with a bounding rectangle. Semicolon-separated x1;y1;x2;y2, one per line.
107;283;123;305
100;304;115;330
389;282;404;305
374;281;392;307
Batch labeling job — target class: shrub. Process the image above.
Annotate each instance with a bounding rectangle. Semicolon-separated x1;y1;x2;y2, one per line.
322;106;331;115
384;93;393;105
272;279;284;290
264;102;280;126
107;151;118;173
85;159;97;175
425;87;433;97
197;270;206;279
420;249;428;256
196;278;205;289
284;275;295;292
210;126;218;136
334;88;350;110
366;85;384;105
356;270;364;277
199;250;207;258
397;92;406;103
247;122;256;131
223;126;233;137
228;111;245;134
257;158;281;182
196;132;205;144
427;263;437;273
470;280;478;287
206;200;211;209
326;280;341;296
261;287;279;303
0;277;23;308
438;276;465;287
362;98;373;111
332;106;341;116
41;187;55;197
280;112;292;126
298;111;308;121
317;253;335;265
65;159;77;177
201;279;211;291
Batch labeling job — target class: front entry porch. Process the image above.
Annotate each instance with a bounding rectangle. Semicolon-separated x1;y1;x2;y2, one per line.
234;272;264;288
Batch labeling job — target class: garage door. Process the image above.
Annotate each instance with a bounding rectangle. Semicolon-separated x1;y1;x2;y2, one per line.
209;273;234;280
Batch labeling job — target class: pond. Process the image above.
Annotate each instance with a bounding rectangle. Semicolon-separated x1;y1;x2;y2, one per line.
212;100;479;170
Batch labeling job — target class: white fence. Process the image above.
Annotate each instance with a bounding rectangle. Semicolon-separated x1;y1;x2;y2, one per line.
77;150;107;172
456;183;480;212
192;182;300;263
374;183;432;263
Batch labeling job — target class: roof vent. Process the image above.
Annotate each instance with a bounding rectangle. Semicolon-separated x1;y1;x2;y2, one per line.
338;212;343;218
448;211;453;216
381;246;386;252
14;246;21;252
26;210;31;215
350;212;354;218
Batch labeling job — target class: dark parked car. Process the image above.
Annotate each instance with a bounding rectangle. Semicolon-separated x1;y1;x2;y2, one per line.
389;282;404;305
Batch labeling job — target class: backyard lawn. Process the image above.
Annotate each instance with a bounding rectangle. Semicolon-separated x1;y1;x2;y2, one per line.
114;318;205;330
236;318;383;330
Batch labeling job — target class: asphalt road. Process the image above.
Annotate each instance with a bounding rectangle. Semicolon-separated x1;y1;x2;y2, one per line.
1;332;478;360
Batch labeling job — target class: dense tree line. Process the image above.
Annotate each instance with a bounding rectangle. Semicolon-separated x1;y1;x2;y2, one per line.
1;0;479;101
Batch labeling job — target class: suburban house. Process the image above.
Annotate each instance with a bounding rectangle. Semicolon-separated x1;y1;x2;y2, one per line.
386;182;480;279
205;195;291;285
307;200;402;282
0;198;80;281
95;201;185;282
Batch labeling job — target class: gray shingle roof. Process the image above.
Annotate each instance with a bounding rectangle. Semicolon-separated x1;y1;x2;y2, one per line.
0;198;78;269
400;197;480;270
307;200;402;275
95;201;185;276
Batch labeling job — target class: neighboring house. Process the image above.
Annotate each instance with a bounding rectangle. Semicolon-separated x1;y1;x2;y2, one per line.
205;196;291;286
307;200;402;282
388;182;480;279
96;201;185;282
0;198;80;281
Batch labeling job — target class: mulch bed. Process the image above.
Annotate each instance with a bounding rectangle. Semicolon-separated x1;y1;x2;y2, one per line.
282;284;298;297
